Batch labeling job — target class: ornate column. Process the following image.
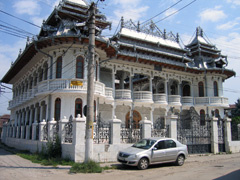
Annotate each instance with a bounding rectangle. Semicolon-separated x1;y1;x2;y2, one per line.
150;106;154;125
39;105;43;122
165;80;169;103
59;116;68;143
168;113;178;139
140;117;152;139
211;117;219;154
48;118;56;141
73;114;86;145
112;68;116;118
39;119;46;141
110;116;122;144
224;117;232;152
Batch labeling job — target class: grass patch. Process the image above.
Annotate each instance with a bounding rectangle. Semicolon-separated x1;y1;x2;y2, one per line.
16;152;74;166
70;160;104;173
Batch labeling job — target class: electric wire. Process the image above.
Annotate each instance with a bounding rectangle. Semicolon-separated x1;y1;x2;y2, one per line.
0;9;41;28
154;0;197;24
141;0;183;25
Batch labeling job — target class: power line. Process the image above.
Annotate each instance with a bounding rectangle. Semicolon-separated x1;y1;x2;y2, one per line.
141;0;183;25
154;0;197;24
0;20;35;36
0;9;41;28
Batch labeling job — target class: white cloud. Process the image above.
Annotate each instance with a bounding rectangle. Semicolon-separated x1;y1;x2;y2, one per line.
114;6;149;22
13;0;41;16
217;17;240;30
227;0;240;5
199;6;227;22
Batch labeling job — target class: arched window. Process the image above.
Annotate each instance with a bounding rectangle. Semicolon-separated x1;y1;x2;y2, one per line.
214;81;218;97
170;80;178;95
183;84;190;96
76;56;84;78
56;56;62;78
198;82;204;97
54;98;61;121
215;109;220;118
75;98;82;117
200;109;205;126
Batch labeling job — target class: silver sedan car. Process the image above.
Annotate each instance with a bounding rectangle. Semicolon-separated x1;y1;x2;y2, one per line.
117;137;188;170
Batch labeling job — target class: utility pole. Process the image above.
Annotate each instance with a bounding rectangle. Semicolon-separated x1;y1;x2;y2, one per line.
85;2;95;163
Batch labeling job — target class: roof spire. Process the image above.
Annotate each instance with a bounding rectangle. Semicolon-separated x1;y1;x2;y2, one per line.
196;26;203;37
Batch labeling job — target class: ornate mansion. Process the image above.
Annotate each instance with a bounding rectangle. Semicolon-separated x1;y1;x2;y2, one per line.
1;0;239;162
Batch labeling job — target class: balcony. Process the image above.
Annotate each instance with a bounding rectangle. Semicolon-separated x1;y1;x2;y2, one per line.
115;89;132;102
168;95;181;106
8;79;106;109
134;91;153;104
194;97;228;107
153;94;168;105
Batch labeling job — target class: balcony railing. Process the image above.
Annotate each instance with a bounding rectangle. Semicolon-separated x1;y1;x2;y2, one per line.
153;94;167;104
168;95;181;105
115;89;131;100
8;79;229;109
134;91;153;103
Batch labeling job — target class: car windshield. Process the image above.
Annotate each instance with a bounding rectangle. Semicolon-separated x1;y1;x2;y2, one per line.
132;139;156;149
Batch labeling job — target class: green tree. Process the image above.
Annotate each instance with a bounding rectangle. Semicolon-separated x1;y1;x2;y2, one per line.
231;99;240;140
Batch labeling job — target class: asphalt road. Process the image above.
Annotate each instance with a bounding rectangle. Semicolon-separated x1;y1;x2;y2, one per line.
0;145;240;180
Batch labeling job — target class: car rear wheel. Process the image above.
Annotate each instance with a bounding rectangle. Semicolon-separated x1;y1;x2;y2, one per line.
175;155;185;166
137;158;149;170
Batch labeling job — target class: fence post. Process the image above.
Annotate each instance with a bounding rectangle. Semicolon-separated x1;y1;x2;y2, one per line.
26;125;30;140
224;117;232;152
110;116;122;144
139;117;152;139
39;120;46;141
211;117;219;154
21;125;25;139
73;114;86;145
48;118;56;141
168;115;178;139
59;116;68;143
32;122;38;140
13;126;16;138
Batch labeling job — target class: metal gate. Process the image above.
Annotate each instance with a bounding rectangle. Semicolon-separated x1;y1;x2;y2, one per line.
177;107;211;154
218;118;225;152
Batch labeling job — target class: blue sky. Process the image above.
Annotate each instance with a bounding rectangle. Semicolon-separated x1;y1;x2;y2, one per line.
0;0;240;115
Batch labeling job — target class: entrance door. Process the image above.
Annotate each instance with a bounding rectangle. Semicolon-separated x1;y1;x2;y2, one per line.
125;110;142;128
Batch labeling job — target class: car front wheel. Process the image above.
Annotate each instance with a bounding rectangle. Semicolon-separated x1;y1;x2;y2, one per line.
175;155;185;166
137;158;149;170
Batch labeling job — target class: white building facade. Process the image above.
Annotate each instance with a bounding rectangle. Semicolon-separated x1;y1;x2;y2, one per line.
1;0;240;162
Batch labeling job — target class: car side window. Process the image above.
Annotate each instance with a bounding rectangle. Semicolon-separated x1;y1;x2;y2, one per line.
155;140;165;150
165;140;176;148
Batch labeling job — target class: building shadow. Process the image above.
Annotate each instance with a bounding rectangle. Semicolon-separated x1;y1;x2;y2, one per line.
213;169;240;180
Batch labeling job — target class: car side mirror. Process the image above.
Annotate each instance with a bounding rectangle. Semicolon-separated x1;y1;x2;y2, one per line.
152;147;157;151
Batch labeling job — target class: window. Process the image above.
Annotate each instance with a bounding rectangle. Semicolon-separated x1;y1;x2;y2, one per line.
155;141;165;150
56;56;62;78
198;82;204;97
200;109;205;126
183;84;190;96
165;140;176;148
214;81;218;97
215;109;219;118
54;98;61;121
76;56;84;78
75;98;82;117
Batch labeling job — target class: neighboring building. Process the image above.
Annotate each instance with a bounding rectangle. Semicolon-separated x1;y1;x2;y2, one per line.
0;114;10;138
1;0;239;161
